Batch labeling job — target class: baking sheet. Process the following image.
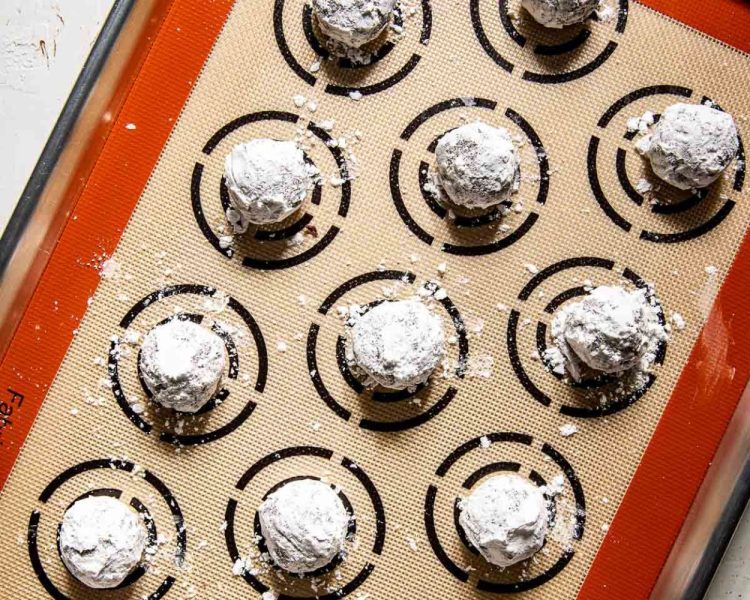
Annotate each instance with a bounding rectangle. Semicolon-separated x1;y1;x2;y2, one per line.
1;0;749;598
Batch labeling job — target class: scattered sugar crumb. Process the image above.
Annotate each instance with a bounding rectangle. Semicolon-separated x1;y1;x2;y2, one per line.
292;94;306;107
546;474;565;496
559;423;578;438
125;123;136;130
99;257;121;279
479;435;491;449
524;263;539;275
349;90;363;101
671;312;686;330
635;178;653;194
232;558;246;576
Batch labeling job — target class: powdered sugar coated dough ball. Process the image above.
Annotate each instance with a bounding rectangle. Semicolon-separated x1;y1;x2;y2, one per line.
258;479;350;574
59;496;148;589
139;319;226;413
550;286;667;380
459;474;548;568
521;0;599;28
435;121;520;210
639;103;739;190
312;0;396;48
349;299;445;390
224;139;315;230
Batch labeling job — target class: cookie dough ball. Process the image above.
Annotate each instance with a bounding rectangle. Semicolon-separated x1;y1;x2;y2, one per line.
435;121;520;210
59;496;147;589
638;103;740;190
521;0;599;28
312;0;396;48
550;286;666;381
139;319;226;413
459;474;548;568
258;479;350;574
349;299;445;390
224;139;315;231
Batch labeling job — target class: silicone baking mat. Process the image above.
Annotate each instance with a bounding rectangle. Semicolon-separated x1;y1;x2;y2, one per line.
1;0;750;598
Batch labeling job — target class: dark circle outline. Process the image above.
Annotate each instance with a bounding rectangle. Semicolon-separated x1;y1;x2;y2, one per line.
424;434;585;592
470;0;628;83
392;104;548;255
274;0;432;97
462;461;521;488
615;146;710;214
401;97;499;141
28;459;186;600
498;0;525;46
109;285;267;445
192;116;350;270
590;86;744;243
307;272;468;431
224;447;385;598
535;28;591;56
507;259;667;417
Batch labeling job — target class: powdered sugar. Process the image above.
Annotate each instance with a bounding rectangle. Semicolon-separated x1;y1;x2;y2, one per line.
59;496;147;589
636;103;739;190
545;285;667;382
521;0;599;28
435;121;520;209
139;319;226;413
348;298;445;390
458;474;548;567
312;0;396;48
258;479;350;574
224;139;317;231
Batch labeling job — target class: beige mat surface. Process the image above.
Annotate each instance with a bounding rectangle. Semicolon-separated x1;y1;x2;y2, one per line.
1;1;749;598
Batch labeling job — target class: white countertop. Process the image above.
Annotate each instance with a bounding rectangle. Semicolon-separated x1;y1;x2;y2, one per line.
0;1;747;598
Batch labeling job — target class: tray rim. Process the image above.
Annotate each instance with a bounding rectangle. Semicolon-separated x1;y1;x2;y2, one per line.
0;1;748;598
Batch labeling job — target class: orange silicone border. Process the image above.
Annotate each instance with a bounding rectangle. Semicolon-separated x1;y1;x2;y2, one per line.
0;1;748;598
0;0;235;489
638;0;750;54
578;3;750;598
